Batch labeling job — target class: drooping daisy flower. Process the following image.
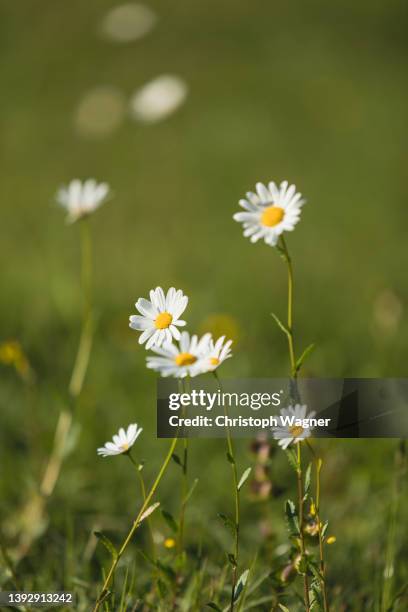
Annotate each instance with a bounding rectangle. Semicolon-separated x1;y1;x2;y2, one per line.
202;335;233;372
129;287;188;350
233;180;305;247
146;331;211;378
97;423;142;457
272;404;316;450
56;178;110;223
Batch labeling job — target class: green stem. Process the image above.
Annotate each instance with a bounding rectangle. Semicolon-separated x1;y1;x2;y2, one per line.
178;378;189;555
127;453;156;560
306;441;329;611
280;236;296;379
69;218;94;399
93;436;178;612
214;371;240;612
296;443;310;611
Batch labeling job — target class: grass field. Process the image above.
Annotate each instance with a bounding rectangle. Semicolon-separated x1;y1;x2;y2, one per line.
1;1;408;610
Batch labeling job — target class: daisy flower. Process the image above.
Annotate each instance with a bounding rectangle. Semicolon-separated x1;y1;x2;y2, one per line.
233;180;305;247
146;331;211;378
56;178;110;223
272;404;316;450
202;335;233;372
129;287;188;350
97;423;142;457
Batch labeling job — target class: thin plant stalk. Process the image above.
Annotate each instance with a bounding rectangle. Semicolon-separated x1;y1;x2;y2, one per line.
93;436;179;612
278;236;310;609
127;452;156;560
382;440;406;611
178;378;189;554
279;236;296;378
296;443;311;611
306;440;329;611
41;219;94;498
214;370;240;612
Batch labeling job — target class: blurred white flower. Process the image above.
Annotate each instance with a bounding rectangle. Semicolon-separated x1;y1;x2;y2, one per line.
272;404;316;450
56;179;110;223
101;3;157;43
97;423;142;457
146;331;211;378
74;86;126;138
233;180;305;247
130;75;188;123
129;287;188;349
203;335;233;372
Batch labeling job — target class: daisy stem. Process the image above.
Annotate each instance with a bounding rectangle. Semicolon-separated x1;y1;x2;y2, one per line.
127;452;156;560
93;436;178;612
214;371;240;612
178;378;189;555
297;443;310;611
69;217;94;399
279;236;296;378
40;219;94;499
306;440;329;611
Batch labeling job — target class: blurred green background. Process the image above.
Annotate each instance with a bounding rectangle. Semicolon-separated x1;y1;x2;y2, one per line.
1;0;407;608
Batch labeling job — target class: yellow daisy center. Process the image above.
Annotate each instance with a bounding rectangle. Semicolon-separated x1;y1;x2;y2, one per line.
261;205;284;227
175;352;197;366
121;442;129;452
210;357;220;366
289;425;304;438
155;311;173;329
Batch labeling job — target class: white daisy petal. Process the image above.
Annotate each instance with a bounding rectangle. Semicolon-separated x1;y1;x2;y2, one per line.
56;178;110;223
97;423;143;458
234;179;305;247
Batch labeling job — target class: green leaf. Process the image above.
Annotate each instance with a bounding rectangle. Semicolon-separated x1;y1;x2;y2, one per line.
183;477;199;505
295;343;315;372
226;452;235;465
227;553;237;567
94;531;118;560
139;502;160;523
304;462;312;499
284;448;299;473
233;568;249;602
161;510;178;533
171;453;183;468
278;605;290;612
284;499;300;537
321;521;329;539
206;603;222;612
270;312;290;337
218;513;237;535
237;467;252;491
157;578;167;597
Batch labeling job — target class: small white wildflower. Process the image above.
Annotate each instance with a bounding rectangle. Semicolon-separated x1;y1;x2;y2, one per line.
202;335;233;372
97;423;142;457
146;331;211;378
272;404;316;450
129;287;188;350
233;180;305;247
130;75;188;123
56;178;110;223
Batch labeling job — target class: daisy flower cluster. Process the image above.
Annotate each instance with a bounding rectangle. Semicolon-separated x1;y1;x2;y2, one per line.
129;286;232;378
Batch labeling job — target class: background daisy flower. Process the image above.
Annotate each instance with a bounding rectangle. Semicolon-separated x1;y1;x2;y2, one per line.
97;423;142;457
272;404;316;450
146;331;211;378
233;180;305;247
203;335;233;372
56;178;110;224
129;287;188;350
